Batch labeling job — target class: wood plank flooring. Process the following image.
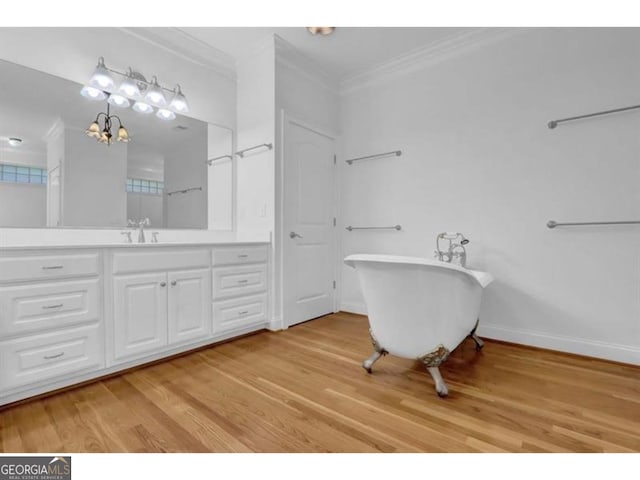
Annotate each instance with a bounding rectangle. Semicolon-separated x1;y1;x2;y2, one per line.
1;312;639;452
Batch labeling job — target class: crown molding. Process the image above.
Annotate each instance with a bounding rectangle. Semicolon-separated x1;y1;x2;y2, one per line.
339;27;531;95
119;27;236;81
274;34;339;94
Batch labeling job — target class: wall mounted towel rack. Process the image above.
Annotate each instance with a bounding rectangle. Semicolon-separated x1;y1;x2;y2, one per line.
346;225;402;231
547;219;640;229
206;154;232;165
236;143;273;158
547;103;640;129
166;186;202;197
345;150;402;165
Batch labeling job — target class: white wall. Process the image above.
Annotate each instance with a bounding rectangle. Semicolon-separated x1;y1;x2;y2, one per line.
63;129;127;227
339;28;640;364
0;183;46;227
236;39;276;235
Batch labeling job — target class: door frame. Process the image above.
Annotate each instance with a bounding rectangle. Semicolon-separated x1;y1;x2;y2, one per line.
277;110;340;329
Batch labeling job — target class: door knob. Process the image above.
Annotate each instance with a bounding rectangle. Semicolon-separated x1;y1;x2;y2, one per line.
289;231;303;239
160;282;166;287
171;281;177;286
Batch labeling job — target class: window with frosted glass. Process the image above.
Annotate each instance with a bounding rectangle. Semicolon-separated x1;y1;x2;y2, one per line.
126;177;163;195
0;164;47;185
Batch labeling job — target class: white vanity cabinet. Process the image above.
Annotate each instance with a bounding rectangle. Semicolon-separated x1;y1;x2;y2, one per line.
110;249;211;364
212;245;269;334
0;241;269;406
0;250;104;397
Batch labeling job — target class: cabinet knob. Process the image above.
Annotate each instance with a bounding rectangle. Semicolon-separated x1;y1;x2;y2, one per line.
160;282;167;287
171;281;177;286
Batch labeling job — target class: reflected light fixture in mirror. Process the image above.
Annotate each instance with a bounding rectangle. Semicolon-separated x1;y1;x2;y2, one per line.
8;137;22;147
79;57;190;121
307;27;335;35
85;103;130;146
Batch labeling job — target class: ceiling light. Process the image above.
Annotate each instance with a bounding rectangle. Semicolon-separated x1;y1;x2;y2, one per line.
156;108;176;121
88;57;115;90
144;76;167;107
107;93;131;108
169;84;189;113
8;137;22;147
85;103;130;146
80;85;107;101
307;27;335;35
132;101;154;114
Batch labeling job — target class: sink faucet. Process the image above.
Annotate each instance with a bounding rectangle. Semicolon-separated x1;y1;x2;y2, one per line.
127;218;150;243
434;232;470;268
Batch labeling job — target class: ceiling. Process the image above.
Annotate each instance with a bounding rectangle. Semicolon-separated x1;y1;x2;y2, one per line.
179;27;475;80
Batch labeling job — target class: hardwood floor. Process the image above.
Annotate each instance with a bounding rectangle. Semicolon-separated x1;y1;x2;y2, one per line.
1;312;639;452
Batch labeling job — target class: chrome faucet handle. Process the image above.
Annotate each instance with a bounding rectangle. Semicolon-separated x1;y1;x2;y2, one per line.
127;219;136;227
151;232;159;243
120;231;132;243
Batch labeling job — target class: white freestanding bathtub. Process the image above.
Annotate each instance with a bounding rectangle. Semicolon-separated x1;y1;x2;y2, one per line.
344;254;494;397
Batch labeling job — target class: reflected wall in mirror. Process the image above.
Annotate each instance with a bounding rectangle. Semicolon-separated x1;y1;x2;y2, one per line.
0;58;233;229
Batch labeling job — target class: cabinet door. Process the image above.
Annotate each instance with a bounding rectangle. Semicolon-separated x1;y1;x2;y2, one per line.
113;272;168;362
168;269;211;345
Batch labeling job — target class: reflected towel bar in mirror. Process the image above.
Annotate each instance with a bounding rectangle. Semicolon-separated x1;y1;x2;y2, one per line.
547;103;640;129
236;143;273;158
166;186;202;197
346;225;402;231
206;154;232;165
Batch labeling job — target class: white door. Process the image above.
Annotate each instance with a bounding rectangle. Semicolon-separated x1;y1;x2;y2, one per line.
168;268;211;344
113;272;168;362
283;117;336;327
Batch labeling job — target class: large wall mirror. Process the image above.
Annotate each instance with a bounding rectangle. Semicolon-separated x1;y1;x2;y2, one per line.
0;58;233;229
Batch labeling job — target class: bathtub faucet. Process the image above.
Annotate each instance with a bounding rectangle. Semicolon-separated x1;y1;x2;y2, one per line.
435;232;469;268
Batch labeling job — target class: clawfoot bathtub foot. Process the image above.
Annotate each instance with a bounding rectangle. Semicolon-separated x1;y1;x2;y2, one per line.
363;329;387;373
363;351;384;373
469;318;484;351
427;367;449;397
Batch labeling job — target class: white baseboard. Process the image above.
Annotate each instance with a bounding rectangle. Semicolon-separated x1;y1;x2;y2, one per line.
480;323;640;366
339;302;367;316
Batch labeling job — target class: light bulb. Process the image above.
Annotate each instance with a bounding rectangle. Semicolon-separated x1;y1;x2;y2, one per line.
80;85;107;101
88;57;115;90
117;126;130;142
107;93;131;108
132;101;154;114
156;108;176;121
169;85;189;113
85;121;101;138
144;76;167;107
118;70;142;99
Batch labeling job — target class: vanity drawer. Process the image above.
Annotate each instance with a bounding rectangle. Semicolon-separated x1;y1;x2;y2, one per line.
213;293;267;334
0;279;100;337
0;253;100;283
112;249;210;274
212;245;268;266
212;264;267;300
0;324;103;392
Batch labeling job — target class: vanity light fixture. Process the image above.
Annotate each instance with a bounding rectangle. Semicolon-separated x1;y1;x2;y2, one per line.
85;103;130;146
79;57;190;121
8;137;22;147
